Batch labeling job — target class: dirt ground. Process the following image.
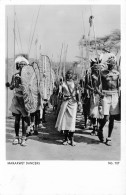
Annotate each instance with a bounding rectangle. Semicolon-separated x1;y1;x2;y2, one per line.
6;107;121;161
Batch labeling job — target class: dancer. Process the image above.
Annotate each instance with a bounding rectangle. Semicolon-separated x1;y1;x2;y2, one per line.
55;70;81;146
98;56;120;146
6;57;29;146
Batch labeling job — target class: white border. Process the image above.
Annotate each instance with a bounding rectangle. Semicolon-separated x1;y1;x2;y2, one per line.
0;0;126;195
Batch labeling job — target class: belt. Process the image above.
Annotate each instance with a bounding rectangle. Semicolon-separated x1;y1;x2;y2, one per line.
102;90;118;95
15;94;23;97
64;95;76;97
64;95;70;98
63;95;76;101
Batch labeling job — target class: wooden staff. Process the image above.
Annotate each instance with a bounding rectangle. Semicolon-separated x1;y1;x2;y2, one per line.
49;56;52;96
92;21;99;63
90;6;99;63
58;43;63;79
13;6;15;73
63;44;68;79
82;11;86;76
6;16;8;116
12;6;16;97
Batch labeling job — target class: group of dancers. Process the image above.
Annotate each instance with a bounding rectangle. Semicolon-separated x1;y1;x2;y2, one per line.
52;54;121;146
6;53;121;147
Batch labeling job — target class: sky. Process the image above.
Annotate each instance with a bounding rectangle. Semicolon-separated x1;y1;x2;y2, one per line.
6;5;120;62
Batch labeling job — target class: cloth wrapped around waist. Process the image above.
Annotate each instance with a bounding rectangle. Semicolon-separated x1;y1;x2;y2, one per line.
14;87;23;97
63;95;76;101
102;90;118;95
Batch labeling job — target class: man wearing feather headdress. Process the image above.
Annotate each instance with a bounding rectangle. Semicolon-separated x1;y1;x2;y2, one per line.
97;55;120;146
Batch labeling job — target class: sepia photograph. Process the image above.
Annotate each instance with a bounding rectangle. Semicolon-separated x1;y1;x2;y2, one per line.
5;4;121;161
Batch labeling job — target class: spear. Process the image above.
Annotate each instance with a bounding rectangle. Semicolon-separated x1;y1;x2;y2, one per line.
6;16;8;116
58;43;63;79
90;6;99;63
63;44;68;79
13;6;15;72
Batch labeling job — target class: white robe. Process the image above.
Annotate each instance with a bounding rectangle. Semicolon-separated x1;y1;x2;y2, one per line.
55;81;77;132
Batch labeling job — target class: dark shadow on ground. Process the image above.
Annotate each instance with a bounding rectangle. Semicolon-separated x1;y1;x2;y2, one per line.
6;109;101;146
74;135;100;145
26;129;100;146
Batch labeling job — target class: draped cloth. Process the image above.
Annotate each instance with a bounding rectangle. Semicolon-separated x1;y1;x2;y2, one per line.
90;94;102;118
10;96;28;117
9;73;28;117
55;81;77;132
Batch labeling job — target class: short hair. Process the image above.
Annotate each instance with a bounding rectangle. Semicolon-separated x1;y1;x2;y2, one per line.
65;69;74;80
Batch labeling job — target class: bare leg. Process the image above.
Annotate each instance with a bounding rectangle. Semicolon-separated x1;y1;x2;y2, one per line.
15;114;21;137
34;111;39;135
21;116;28;146
63;130;69;145
91;118;97;135
69;132;76;146
98;115;109;142
84;113;87;128
108;115;115;138
105;115;115;146
12;114;21;145
22;117;28;137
